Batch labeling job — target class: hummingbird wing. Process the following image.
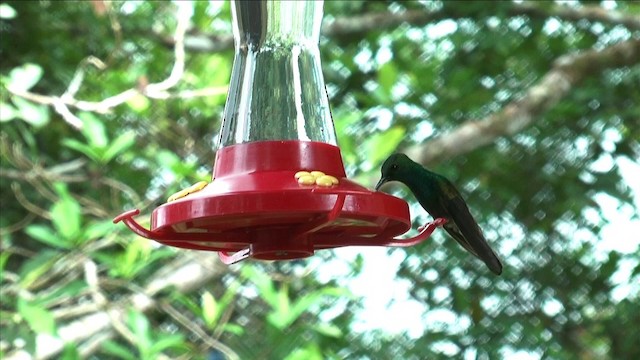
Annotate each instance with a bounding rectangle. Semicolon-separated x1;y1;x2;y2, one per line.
439;183;503;275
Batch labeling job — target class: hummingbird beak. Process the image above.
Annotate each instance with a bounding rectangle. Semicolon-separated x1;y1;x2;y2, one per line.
375;177;389;191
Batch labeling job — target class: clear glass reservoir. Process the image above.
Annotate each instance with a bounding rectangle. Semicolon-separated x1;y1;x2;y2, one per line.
218;0;337;146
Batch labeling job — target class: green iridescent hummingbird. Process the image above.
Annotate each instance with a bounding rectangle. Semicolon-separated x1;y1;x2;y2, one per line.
375;153;503;275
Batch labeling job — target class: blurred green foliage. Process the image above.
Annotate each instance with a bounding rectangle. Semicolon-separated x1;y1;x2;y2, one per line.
1;1;639;359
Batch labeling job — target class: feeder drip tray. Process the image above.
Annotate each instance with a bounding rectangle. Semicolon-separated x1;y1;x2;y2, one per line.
114;141;446;264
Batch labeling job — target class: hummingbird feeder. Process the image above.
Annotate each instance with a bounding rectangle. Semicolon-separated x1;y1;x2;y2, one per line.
114;0;446;265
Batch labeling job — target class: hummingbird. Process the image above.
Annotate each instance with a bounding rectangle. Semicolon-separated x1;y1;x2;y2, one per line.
375;153;503;275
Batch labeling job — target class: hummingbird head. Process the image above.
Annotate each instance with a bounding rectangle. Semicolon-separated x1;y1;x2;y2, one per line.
375;153;416;190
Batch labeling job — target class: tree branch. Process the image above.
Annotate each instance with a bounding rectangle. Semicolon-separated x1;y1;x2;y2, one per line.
4;4;221;129
405;38;640;167
168;3;640;53
10;2;635;129
511;2;640;31
4;253;227;360
159;301;240;360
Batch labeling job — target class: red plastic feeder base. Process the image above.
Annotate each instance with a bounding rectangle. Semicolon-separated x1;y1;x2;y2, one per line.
114;141;446;264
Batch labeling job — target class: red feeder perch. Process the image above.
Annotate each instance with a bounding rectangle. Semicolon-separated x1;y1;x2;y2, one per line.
114;0;446;264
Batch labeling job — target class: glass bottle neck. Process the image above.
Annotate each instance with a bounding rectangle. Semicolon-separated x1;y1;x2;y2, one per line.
218;0;337;147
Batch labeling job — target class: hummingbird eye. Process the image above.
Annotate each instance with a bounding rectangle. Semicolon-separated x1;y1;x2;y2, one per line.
391;164;398;171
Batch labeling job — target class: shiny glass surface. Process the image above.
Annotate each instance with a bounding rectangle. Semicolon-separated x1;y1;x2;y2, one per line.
218;0;337;146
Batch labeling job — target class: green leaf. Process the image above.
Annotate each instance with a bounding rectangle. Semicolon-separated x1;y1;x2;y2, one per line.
0;101;18;122
222;323;244;335
97;239;173;279
313;323;343;338
62;139;102;162
155;150;182;168
123;238;151;278
25;224;71;249
148;334;185;355
51;183;82;241
371;86;391;106
92;252;118;273
599;251;621;278
101;340;137;360
79;112;108;148
171;292;202;315
199;280;241;331
217;280;241;315
155;150;197;177
60;343;81;360
201;291;219;327
127;310;152;353
8;63;43;91
285;292;322;327
0;251;9;270
378;61;399;97
145;248;176;267
202;54;232;86
84;220;117;240
276;283;290;318
18;250;60;287
0;251;11;283
242;266;279;309
17;298;57;335
102;131;136;163
11;96;49;126
276;287;350;330
364;126;406;168
38;280;87;306
334;110;362;166
285;344;324;360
